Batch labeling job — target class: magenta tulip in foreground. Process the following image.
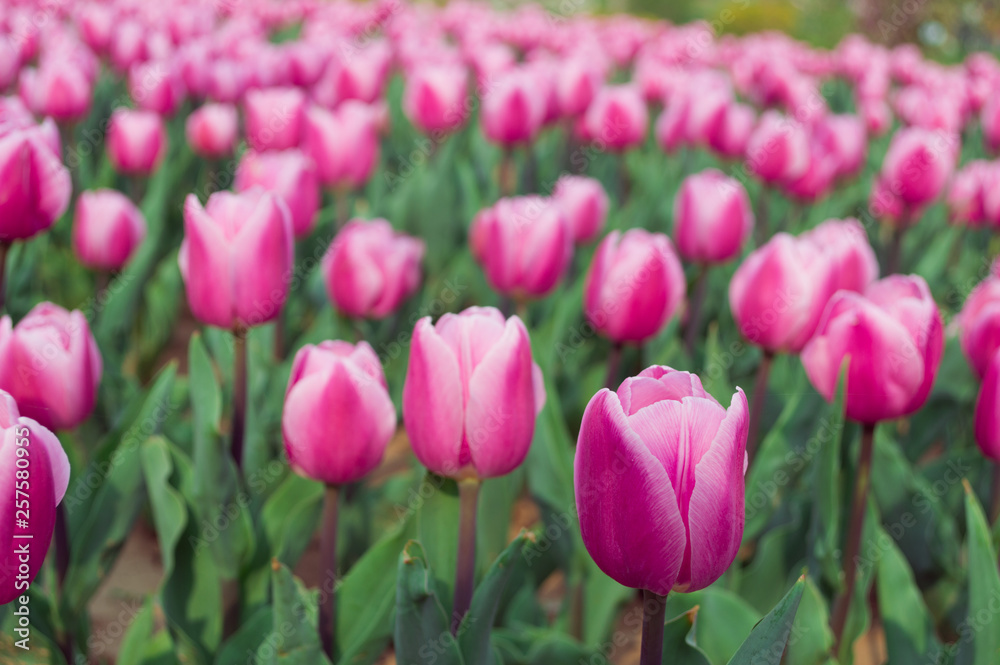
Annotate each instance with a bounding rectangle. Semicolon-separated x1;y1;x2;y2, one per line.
283;341;395;485
957;274;1000;380
322;219;425;320
0;390;70;604
403;307;545;480
106;109;167;176
179;189;294;330
974;350;1000;461
0;303;103;431
801;275;943;424
672;169;753;264
575;366;748;595
0;124;71;242
73;189;147;271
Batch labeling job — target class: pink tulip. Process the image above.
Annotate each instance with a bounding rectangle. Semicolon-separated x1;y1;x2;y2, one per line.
302;102;380;189
982;95;1000;154
957;275;1000;380
179;189;294;330
243;87;306;152
322;219;425;319
106;109;167;177
0;389;70;605
402;64;468;135
403;306;545;479
283;341;395;485
235;150;319;238
77;5;114;54
801;275;943;424
72;189;147;271
582;85;648;151
469;196;572;300
584;229;686;344
311;40;392;107
868;175;905;223
556;57;604;118
974;350;1000;461
860;98;892;136
185;103;239;159
552;175;608;245
946;161;1000;228
728;233;836;353
110;20;147;72
575;366;748;595
800;219;879;294
673;169;754;264
0;303;103;430
879;127;957;209
708;102;755;160
0;125;71;241
129;60;184;116
814;114;867;179
745;111;810;185
481;68;546;146
18;63;92;123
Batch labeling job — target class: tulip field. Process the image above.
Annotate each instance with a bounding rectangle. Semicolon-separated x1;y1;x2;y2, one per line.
3;0;1000;664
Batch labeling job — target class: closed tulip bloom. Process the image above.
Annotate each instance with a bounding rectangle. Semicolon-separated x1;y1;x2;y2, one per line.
957;275;1000;380
469;196;572;300
312;41;392;107
106;109;167;176
974;350;1000;461
575;366;748;595
403;307;545;479
283;341;395;485
801;275;943;424
322;219;425;319
302;102;380;189
72;189;147;270
673;169;753;264
402;64;468;134
556;57;603;117
129;60;184;116
584;229;686;344
879;127;957;208
243;87;305;152
815;114;867;178
982;95;1000;154
0;390;70;605
708;102;755;159
18;63;92;123
235;150;319;238
745;111;810;185
179;189;294;329
868;175;905;222
552;175;608;244
0;303;103;430
800;218;879;294
0;125;71;241
728;233;836;353
481;68;546;146
186;103;239;159
583;84;648;151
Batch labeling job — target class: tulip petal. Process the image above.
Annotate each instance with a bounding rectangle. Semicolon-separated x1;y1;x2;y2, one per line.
181;195;233;328
232;195;293;327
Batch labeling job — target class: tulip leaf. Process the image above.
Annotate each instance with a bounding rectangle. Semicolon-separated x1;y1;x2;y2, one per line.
140;437;188;578
836;501;880;665
415;473;461;599
665;588;761;665
726;576;804;665
394;541;465;665
257;560;331;665
118;596;179;665
477;468;526;578
785;576;835;665
216;605;274;665
808;362;848;587
662;607;712;665
958;483;1000;665
260;472;324;569
524;374;576;534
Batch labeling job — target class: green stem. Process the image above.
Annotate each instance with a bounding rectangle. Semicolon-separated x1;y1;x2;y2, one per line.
231;327;247;472
604;343;623;390
887;223;906;275
990;462;1000;527
499;148;515;197
451;478;481;635
746;350;774;466
639;589;668;665
319;485;341;661
0;241;10;314
684;264;708;357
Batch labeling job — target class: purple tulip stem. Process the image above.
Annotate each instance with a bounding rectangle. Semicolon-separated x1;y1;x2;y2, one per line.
746;350;775;466
54;501;74;663
0;241;10;313
231;326;247;472
639;589;668;665
451;477;481;635
319;484;341;661
604;343;623;390
683;264;709;357
515;300;528;323
990;462;1000;526
886;224;906;275
830;422;876;654
334;187;350;229
500;147;516;196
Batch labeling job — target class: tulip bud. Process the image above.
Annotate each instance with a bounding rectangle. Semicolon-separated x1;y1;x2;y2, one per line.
235;149;319;238
0;125;71;241
179;189;294;329
129;60;184;116
708;102;755;159
584;229;686;344
575;366;748;595
974;350;1000;461
72;189;147;271
402;64;469;135
302;102;380;189
403;307;545;479
879;127;957;208
312;40;392;107
745;111;810;185
800;218;879;294
552;175;609;245
582;84;648;151
801;275;943;424
106;109;167;176
814;114;867;179
556;57;603;118
283;341;395;485
469;196;572;300
243;87;306;152
322;219;425;320
673;169;753;264
982;95;1000;154
0;303;103;430
186;103;239;160
958;275;1000;380
18;63;92;123
0;390;70;604
481;68;546;147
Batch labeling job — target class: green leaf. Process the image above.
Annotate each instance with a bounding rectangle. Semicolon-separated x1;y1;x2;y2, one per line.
118;597;179;665
726;576;805;665
216;606;274;665
961;483;1000;665
260;472;324;568
662;608;712;665
665;588;761;665
785;577;835;665
140;437;188;578
393;541;464;665
414;474;461;601
809;363;847;586
267;560;331;665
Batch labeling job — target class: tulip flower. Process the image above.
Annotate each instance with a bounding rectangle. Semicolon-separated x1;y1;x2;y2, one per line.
555;57;604;118
673;169;754;264
946;161;1000;228
707;102;755;160
799;218;879;294
235;149;319;238
552;175;609;244
402;63;469;135
0;124;71;244
469;196;572;302
0;389;71;605
801;275;942;646
957;274;1000;380
0;302;103;431
72;189;147;271
974;350;1000;522
106;109;167;177
312;41;392;107
18;63;92;124
582;84;648;151
481;67;546;147
243;87;306;152
814;114;867;180
575;366;747;663
129;60;184;116
879;127;956;210
745;111;810;186
403;306;545;631
302;102;380;192
321;219;425;320
982;95;1000;154
186;103;239;160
